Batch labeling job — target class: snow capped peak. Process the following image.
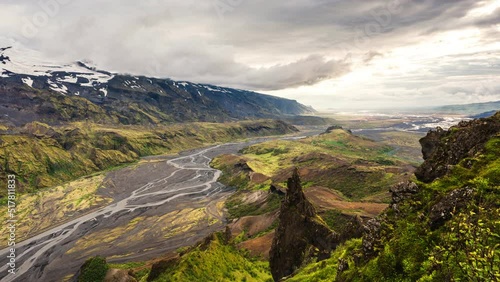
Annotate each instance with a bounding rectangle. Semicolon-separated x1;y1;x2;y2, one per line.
0;39;114;87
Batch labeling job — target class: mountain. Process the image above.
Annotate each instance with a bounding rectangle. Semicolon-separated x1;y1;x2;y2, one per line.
432;100;500;116
0;44;314;126
470;110;497;119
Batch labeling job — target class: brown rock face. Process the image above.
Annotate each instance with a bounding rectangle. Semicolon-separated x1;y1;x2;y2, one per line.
146;255;181;282
415;112;500;183
104;269;137;282
269;168;339;281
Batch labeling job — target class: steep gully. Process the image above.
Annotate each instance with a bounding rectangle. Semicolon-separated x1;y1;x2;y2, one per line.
0;131;319;282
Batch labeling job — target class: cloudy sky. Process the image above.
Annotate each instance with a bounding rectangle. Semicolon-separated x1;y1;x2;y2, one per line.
1;0;499;110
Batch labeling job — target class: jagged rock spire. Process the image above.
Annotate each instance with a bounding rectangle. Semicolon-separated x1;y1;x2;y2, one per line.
269;168;339;281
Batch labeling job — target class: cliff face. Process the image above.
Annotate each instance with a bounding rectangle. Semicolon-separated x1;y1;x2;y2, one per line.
415;111;500;183
269;168;339;281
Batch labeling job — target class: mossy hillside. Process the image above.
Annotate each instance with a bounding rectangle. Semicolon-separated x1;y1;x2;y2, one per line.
212;129;414;219
377;131;424;164
225;193;282;219
285;238;363;282
0;119;296;199
289;134;500;281
151;233;273;282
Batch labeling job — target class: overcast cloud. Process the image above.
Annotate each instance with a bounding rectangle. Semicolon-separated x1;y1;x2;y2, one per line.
0;0;499;109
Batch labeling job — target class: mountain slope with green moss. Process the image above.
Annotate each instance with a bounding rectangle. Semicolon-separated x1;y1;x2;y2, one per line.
290;112;500;281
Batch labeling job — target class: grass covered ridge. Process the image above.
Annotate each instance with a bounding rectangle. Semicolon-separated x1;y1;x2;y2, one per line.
151;233;273;282
0;119;297;199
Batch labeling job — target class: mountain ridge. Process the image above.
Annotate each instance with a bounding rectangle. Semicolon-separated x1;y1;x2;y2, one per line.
0;45;315;126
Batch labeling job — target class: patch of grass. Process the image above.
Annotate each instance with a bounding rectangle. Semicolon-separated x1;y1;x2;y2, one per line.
108;261;145;269
152;233;273;282
321;209;355;232
287;238;362;282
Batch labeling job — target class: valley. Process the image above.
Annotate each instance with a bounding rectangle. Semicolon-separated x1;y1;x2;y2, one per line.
0;36;498;282
2;2;500;280
1;110;498;282
1;108;487;282
0;132;319;282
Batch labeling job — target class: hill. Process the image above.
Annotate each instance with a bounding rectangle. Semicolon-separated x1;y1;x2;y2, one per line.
432;100;500;116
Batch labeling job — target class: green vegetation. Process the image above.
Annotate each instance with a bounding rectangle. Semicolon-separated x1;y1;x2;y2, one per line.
286;238;363;282
108;261;150;281
321;209;356;231
225;193;281;219
78;256;109;282
289;134;500;281
212;128;414;220
0;119;296;200
151;233;273;282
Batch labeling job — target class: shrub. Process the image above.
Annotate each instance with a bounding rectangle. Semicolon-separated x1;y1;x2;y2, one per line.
78;256;109;282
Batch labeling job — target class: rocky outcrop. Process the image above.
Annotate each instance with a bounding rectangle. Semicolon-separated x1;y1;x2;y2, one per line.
21;121;62;139
415;112;500;183
269;168;339;281
146;255;181;282
361;218;383;259
361;181;418;259
321;125;352;135
104;269;137;282
269;184;286;196
390;181;419;212
429;187;475;230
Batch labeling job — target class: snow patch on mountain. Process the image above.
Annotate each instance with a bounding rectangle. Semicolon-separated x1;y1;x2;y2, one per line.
0;42;114;88
57;75;78;84
203;85;231;93
47;79;68;94
22;77;33;87
99;88;108;97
